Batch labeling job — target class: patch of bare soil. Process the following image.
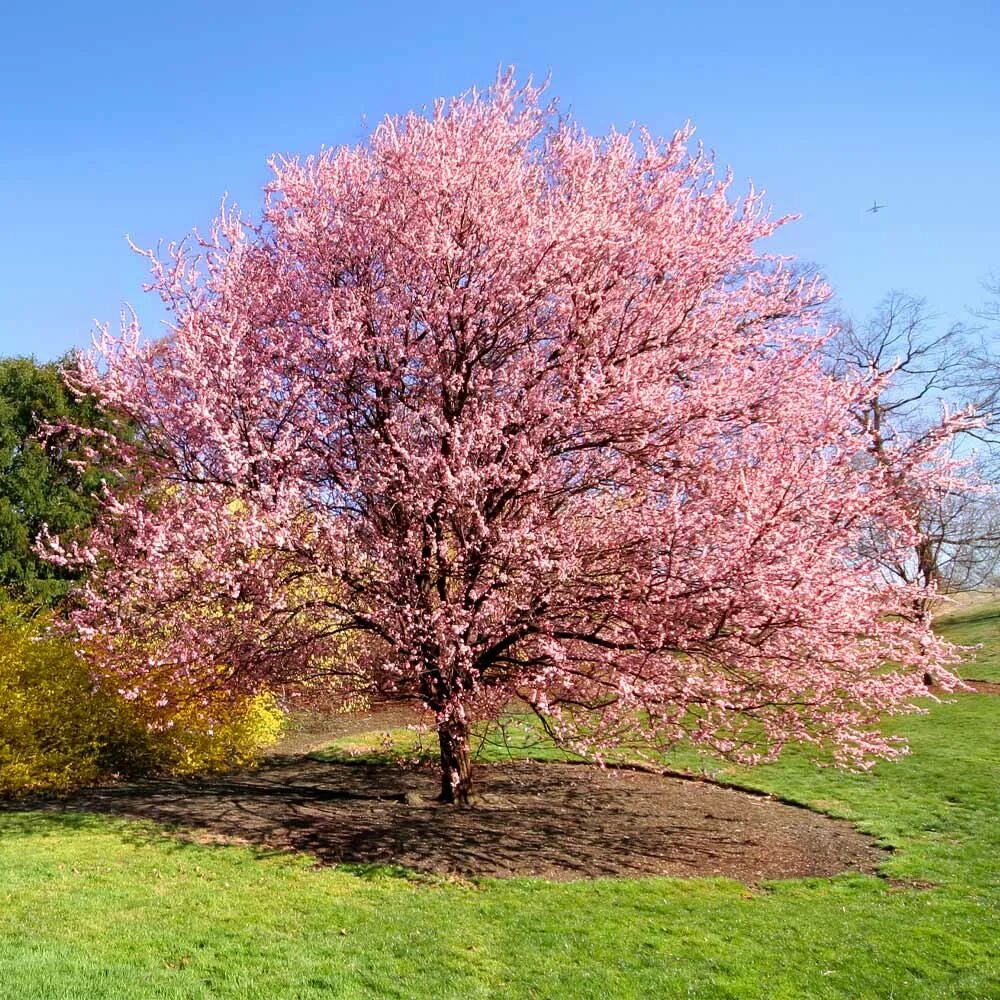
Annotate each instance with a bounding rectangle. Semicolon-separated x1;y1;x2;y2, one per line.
926;679;1000;697
271;704;429;757
933;590;1000;614
20;704;886;881
965;679;1000;695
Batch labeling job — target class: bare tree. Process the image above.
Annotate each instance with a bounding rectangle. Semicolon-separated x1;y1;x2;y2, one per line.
973;273;1000;325
964;275;1000;453
827;292;1000;594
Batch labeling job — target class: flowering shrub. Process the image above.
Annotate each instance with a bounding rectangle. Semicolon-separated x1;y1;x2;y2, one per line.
142;688;284;778
0;605;283;796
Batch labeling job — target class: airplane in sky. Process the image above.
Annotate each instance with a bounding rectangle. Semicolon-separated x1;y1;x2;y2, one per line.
866;200;887;214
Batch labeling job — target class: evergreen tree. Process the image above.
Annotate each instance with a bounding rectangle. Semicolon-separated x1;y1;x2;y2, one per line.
0;356;121;603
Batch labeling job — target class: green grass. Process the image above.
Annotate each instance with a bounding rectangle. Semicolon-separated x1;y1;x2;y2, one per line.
934;597;1000;681
1;611;998;998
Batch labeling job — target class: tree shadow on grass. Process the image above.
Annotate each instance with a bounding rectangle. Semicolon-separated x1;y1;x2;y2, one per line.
1;756;886;882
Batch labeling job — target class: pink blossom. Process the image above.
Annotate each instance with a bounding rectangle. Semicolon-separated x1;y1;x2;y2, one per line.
51;73;963;804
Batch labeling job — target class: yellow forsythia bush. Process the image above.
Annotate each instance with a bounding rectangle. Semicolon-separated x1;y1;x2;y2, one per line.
142;689;285;777
0;605;284;796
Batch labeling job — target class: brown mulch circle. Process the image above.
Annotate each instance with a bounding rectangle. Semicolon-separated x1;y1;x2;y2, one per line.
16;706;887;882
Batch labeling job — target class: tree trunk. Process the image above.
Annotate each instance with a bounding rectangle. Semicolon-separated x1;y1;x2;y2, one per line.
438;721;473;805
916;538;941;591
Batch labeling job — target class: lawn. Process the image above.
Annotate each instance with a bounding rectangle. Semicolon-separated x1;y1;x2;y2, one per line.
0;609;998;999
934;595;1000;682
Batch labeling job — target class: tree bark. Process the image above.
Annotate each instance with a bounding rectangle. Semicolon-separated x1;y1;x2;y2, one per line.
438;721;473;805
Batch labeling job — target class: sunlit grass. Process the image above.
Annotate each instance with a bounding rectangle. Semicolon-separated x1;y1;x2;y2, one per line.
0;606;997;998
934;597;1000;680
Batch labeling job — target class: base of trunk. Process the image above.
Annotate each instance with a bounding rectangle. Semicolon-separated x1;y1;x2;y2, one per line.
438;723;473;806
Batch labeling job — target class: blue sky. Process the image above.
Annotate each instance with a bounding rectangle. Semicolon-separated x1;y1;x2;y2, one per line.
2;0;998;360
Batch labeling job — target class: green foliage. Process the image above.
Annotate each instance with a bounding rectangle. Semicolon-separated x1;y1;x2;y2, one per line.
0;606;284;796
0;355;124;604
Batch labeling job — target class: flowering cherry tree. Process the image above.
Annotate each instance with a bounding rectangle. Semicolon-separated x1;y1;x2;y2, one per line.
51;75;964;804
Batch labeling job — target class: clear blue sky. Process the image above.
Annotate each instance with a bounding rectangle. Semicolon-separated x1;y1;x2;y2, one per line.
3;0;998;361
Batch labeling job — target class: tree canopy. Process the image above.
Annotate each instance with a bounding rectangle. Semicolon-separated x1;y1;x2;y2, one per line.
50;75;965;803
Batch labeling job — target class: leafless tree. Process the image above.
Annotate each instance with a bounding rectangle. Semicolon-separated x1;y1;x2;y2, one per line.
964;274;1000;453
827;292;1000;594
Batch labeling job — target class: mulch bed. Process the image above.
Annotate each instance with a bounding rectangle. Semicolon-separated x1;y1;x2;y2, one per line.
12;706;887;882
